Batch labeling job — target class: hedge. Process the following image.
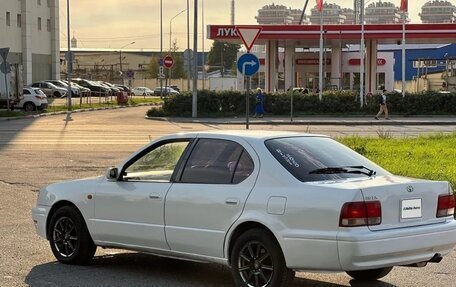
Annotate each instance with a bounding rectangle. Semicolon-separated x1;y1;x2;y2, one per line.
147;90;456;118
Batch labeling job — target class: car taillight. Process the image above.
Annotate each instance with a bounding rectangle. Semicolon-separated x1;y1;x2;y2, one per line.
35;96;44;99
339;201;382;227
437;194;455;217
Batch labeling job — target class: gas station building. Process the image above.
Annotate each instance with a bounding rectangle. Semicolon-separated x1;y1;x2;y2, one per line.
207;24;456;93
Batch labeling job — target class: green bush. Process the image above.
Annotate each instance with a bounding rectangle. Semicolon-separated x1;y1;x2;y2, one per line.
147;90;456;117
146;107;166;117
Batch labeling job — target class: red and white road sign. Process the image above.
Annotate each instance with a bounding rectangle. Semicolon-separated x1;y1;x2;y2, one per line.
235;26;262;53
164;55;174;68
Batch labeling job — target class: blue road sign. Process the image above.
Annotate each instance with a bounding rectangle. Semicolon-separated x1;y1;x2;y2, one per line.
159;58;164;66
126;70;135;79
237;53;260;76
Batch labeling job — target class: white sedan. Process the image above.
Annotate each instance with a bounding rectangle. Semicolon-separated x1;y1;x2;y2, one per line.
131;86;154;96
32;131;456;286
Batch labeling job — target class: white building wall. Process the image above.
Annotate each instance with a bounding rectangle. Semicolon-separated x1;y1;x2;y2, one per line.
31;0;51;55
0;0;59;85
342;51;395;91
0;0;23;53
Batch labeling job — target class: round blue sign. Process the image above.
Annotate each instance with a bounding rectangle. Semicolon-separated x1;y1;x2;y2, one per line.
237;53;260;76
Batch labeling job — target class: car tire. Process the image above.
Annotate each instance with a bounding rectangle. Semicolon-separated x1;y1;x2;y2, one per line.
230;228;295;287
346;267;393;281
23;102;36;112
53;91;61;98
48;206;97;265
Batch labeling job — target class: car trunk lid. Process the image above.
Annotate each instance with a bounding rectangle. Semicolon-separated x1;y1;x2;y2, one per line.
359;177;450;231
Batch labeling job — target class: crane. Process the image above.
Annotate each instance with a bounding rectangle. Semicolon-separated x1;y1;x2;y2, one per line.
299;0;310;25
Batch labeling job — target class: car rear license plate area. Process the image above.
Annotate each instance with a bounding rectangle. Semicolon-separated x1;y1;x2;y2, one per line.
401;199;422;219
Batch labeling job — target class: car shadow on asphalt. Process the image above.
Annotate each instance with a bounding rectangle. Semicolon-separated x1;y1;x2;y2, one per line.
25;252;397;287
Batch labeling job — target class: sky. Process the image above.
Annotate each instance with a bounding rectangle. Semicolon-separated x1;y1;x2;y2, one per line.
59;0;431;50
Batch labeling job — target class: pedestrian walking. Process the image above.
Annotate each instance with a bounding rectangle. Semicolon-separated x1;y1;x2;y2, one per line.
375;89;390;120
253;88;265;118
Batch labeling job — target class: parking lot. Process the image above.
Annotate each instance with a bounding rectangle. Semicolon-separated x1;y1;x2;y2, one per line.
1;106;455;286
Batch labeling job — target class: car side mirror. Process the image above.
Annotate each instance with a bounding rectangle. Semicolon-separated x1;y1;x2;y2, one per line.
106;167;119;181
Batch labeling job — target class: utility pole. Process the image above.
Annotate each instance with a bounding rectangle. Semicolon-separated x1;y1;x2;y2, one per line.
160;0;163;98
359;0;365;107
192;0;198;117
66;0;72;117
187;0;190;92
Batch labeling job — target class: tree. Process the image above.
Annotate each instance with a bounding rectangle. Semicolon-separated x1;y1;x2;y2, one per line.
207;41;240;76
147;57;160;78
169;40;186;79
147;41;187;79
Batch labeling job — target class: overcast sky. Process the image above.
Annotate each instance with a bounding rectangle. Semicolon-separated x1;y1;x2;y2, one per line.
59;0;430;50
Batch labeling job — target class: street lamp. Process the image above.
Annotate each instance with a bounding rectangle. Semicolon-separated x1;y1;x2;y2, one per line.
119;41;135;85
168;9;186;87
169;9;187;51
66;0;72;119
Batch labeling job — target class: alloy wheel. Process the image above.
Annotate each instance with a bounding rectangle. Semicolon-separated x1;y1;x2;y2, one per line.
237;241;274;287
52;216;79;258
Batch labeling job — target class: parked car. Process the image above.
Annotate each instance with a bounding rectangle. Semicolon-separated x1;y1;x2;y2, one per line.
45;80;80;97
287;87;310;94
153;86;180;96
17;87;48;112
61;80;91;95
32;131;456;286
29;81;67;98
167;85;180;92
114;84;132;96
72;79;109;96
131;86;154;96
99;81;122;94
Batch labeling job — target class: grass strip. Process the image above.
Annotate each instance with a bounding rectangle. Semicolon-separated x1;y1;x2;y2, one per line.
339;133;456;188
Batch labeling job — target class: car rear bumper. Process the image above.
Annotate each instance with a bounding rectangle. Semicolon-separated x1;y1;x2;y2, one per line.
337;219;456;270
32;205;50;239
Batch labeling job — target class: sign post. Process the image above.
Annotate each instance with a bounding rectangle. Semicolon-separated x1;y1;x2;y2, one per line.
164;55;174;91
235;27;262;130
237;53;260;130
0;48;10;111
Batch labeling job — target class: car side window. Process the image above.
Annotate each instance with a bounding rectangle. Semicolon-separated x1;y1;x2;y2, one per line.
232;151;254;184
23;89;31;95
31;83;39;87
123;141;190;182
180;139;249;184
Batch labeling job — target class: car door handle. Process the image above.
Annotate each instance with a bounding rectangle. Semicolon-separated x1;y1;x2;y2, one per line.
225;198;239;206
149;193;162;200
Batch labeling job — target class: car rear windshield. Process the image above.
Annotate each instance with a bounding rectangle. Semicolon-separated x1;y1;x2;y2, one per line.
265;137;389;182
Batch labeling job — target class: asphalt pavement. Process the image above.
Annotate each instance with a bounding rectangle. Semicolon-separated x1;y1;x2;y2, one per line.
0;106;456;287
2;103;456;126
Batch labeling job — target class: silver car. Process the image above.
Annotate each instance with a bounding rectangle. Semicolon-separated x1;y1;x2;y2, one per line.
30;81;67;98
45;80;80;97
32;131;456;286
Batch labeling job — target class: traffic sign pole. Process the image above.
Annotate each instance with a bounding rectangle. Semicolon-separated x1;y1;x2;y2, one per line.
245;76;250;130
0;48;10;110
238;53;260;130
235;27;262;129
4;69;9;111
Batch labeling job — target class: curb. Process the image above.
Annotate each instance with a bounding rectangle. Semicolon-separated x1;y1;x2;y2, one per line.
0;102;159;121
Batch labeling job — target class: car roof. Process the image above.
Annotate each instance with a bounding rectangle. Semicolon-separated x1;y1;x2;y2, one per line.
165;130;327;141
24;87;42;92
